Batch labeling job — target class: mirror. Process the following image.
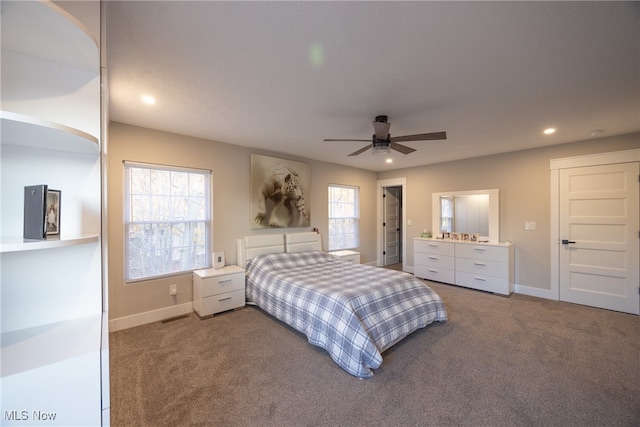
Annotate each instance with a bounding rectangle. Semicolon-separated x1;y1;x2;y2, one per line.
432;189;499;242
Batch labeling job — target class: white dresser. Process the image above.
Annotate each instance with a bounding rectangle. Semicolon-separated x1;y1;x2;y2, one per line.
414;238;515;295
193;265;246;317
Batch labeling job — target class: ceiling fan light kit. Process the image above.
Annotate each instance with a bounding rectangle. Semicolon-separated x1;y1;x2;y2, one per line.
372;141;391;155
324;114;447;157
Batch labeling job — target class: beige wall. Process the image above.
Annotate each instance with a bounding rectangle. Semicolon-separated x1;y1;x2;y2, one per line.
108;123;638;322
108;122;377;321
378;132;640;293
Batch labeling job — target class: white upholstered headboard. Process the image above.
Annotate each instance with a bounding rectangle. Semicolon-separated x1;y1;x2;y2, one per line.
236;234;285;268
285;232;322;253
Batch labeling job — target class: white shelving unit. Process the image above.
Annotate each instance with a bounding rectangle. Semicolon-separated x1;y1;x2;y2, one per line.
1;1;108;425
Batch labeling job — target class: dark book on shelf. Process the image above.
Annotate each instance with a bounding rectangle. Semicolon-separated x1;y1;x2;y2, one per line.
23;184;47;240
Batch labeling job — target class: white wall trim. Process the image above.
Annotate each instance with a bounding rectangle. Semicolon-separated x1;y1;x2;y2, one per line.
549;148;640;302
376;177;407;270
550;148;640;170
514;283;556;300
109;302;193;332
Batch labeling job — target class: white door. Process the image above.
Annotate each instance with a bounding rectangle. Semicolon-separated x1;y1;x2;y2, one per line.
559;162;639;314
384;187;401;265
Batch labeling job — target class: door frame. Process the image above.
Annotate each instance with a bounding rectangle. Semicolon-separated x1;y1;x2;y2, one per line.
377;177;407;270
550;148;640;301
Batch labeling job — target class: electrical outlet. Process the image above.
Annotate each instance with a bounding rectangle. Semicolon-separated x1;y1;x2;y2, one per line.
169;284;177;296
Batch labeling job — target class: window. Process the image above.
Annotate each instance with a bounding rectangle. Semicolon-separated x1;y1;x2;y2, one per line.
124;162;211;282
328;184;359;251
440;196;454;233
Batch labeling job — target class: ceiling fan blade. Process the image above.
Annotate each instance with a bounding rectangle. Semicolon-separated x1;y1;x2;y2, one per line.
324;138;371;142
348;145;372;156
390;142;416;155
391;131;447;143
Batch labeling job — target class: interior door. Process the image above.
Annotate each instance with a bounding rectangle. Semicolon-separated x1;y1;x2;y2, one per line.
559;162;639;314
384;187;401;265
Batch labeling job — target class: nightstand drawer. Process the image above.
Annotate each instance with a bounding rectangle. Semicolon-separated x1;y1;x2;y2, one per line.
200;289;245;316
199;273;244;296
330;250;360;263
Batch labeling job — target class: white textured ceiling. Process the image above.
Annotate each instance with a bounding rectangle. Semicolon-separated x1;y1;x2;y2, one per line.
107;1;639;172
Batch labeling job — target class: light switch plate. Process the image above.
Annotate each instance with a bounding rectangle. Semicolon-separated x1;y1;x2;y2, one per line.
525;221;536;231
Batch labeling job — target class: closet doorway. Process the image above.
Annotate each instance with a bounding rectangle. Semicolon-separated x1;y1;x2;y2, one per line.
383;186;402;266
377;178;406;270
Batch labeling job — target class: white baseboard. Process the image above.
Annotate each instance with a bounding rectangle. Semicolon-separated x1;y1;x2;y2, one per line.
514;283;557;300
109;302;194;332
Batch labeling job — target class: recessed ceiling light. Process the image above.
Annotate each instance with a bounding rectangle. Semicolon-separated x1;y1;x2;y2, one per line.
543;128;556;135
141;95;156;105
386;158;393;164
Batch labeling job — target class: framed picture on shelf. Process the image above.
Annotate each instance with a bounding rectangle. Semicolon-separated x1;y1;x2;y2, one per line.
46;189;61;236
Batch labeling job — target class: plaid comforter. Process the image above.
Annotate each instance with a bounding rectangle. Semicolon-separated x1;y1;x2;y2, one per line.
245;251;448;378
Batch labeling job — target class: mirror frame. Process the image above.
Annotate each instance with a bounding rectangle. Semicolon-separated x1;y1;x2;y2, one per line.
432;188;500;242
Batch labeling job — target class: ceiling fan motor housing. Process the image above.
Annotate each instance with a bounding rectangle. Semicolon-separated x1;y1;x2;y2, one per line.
372;135;391;146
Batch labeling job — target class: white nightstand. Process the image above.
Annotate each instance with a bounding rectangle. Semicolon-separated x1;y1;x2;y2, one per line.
329;250;361;263
193;265;245;317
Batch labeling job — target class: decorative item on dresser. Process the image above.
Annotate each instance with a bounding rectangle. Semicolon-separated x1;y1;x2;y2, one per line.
414;238;515;296
192;265;246;317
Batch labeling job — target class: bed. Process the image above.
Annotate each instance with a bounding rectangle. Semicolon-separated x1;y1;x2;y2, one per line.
237;232;448;378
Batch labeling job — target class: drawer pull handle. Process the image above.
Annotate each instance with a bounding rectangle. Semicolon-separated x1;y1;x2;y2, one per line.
428;269;438;273
473;277;486;282
428;244;438;247
474;262;486;266
219;279;232;284
428;256;438;260
473;248;486;252
218;296;232;302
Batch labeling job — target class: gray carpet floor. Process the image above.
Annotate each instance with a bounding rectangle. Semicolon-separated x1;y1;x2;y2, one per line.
110;280;640;426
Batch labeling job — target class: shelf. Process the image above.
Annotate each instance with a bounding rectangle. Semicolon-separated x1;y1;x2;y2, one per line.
0;111;99;154
0;1;98;71
0;234;100;253
1;314;102;378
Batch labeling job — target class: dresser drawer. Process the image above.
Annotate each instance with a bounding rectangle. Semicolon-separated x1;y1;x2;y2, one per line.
415;252;455;270
414;239;455;256
198;273;244;296
455;244;508;262
456;271;510;295
414;265;455;284
456;257;509;279
199;289;245;316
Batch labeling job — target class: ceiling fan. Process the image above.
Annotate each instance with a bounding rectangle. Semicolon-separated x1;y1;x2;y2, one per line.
324;115;447;156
